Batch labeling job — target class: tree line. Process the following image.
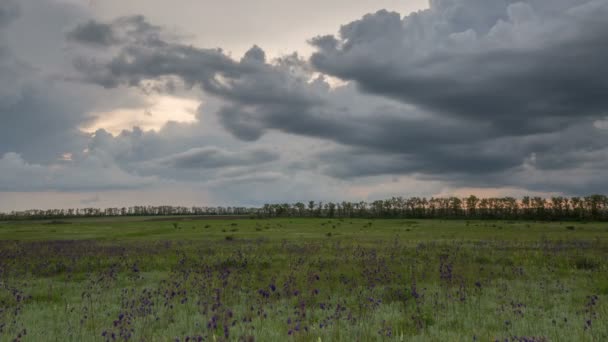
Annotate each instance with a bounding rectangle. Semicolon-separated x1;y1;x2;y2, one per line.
2;195;608;221
0;206;257;221
259;195;608;221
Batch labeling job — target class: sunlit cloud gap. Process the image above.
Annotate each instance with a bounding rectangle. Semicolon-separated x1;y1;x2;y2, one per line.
82;95;200;135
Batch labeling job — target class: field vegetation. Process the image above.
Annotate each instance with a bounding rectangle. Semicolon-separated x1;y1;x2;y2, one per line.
0;217;607;341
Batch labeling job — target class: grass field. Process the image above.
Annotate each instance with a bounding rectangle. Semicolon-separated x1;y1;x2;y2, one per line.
1;217;607;341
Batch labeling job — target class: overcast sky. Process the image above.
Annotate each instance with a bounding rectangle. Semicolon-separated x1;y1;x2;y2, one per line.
1;0;608;211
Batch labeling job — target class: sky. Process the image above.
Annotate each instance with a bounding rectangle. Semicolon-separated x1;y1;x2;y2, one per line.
1;0;608;211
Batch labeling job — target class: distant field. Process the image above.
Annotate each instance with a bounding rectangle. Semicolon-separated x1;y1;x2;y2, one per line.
1;217;607;341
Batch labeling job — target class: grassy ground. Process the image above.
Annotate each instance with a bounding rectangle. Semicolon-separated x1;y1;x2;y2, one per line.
1;217;607;341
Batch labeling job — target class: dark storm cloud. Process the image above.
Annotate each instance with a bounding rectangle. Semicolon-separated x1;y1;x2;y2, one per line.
317;140;528;180
310;0;608;127
157;147;279;169
66;2;608;194
319;118;608;191
70;32;320;110
68;20;331;142
68;19;493;150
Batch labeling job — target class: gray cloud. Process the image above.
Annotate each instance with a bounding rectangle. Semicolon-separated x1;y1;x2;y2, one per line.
68;22;494;149
0;83;91;163
0;0;92;163
61;2;608;196
311;0;608;128
66;15;165;47
0;152;157;192
157;146;279;169
0;0;19;28
67;20;118;46
0;0;175;195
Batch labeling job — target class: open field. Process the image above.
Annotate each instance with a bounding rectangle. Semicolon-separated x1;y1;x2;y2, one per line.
1;217;607;341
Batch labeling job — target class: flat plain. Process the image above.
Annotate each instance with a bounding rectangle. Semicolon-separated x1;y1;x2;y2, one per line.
1;217;607;341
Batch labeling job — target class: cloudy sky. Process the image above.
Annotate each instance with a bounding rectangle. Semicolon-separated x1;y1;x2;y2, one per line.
1;0;607;211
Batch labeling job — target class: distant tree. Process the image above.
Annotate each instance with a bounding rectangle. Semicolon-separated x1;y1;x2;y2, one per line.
308;201;316;217
465;195;479;218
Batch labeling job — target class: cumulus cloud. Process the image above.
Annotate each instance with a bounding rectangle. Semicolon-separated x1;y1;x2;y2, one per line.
62;1;608;195
0;0;180;194
66;18;489;150
310;0;608;129
2;0;607;209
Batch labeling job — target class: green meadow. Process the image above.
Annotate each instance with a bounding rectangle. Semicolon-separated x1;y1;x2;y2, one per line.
1;217;607;341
